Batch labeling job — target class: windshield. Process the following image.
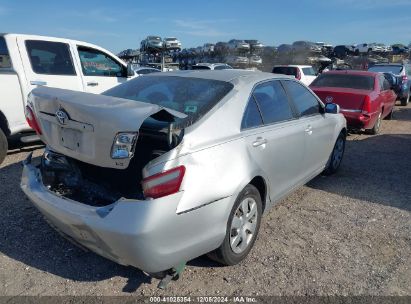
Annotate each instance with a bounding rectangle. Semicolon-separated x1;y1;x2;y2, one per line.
103;76;233;128
368;65;403;75
311;74;375;90
302;67;316;76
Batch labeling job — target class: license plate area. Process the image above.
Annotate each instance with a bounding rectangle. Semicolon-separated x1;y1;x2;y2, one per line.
59;127;82;151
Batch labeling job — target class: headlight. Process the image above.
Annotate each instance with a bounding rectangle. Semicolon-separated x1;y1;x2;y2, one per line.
111;132;138;159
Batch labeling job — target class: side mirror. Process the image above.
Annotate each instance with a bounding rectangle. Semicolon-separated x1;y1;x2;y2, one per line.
325;103;340;114
126;63;135;77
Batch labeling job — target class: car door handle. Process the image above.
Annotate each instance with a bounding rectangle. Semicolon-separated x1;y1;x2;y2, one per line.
252;137;267;147
87;81;99;87
30;80;47;86
305;125;313;135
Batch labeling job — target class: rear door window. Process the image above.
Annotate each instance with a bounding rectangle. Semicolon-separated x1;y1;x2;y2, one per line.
0;36;12;68
282;80;320;117
25;40;76;75
78;46;124;77
251;81;294;125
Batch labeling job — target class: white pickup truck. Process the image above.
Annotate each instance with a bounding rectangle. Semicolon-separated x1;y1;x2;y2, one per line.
0;33;135;164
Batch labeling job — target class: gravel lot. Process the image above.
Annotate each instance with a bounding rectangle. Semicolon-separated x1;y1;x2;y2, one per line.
0;102;410;297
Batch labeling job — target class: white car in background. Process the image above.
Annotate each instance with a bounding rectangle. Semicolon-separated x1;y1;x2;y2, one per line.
163;37;182;51
354;43;383;54
272;65;317;86
249;55;262;66
0;33;134;165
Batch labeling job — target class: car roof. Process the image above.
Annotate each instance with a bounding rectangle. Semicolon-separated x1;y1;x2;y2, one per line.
273;65;313;68
151;69;292;83
325;70;379;77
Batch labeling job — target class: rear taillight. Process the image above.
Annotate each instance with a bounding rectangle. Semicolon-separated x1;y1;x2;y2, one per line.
142;166;185;199
362;96;372;114
296;69;301;80
25;105;42;135
402;75;408;84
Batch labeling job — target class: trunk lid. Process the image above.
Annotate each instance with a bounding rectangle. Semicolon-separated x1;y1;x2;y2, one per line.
29;87;186;169
311;87;371;110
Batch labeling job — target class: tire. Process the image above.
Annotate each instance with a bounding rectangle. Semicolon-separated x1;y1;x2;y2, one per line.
323;132;346;175
207;184;262;266
384;107;394;120
367;111;382;135
400;93;409;106
0;128;8;165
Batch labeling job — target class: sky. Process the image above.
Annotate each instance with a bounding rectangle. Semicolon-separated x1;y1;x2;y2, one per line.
0;0;411;54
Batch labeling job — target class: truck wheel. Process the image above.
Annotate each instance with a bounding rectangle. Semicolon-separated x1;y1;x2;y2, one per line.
207;184;262;266
0;128;8;165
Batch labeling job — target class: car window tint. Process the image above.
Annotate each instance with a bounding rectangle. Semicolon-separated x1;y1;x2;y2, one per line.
78;46;123;77
103;76;233;128
252;81;294;124
283;81;320;117
302;67;316;76
25;40;75;75
241;97;263;129
272;66;298;77
0;37;12;68
214;65;230;70
311;74;375;90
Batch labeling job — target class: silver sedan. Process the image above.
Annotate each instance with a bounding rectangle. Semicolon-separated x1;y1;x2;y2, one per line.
21;70;346;279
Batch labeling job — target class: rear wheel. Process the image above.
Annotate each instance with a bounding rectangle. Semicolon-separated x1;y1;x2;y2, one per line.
367;111;382;135
400;93;409;106
0;128;8;165
208;184;262;266
385;107;394;120
324;132;346;175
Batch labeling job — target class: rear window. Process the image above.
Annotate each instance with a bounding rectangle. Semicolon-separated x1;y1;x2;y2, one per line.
103;76;233;128
368;65;403;75
0;36;11;68
25;40;76;75
192;65;211;70
272;66;298;77
302;67;316;76
311;74;375;90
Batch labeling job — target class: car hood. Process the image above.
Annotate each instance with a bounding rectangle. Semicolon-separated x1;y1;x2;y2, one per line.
29;87;186;169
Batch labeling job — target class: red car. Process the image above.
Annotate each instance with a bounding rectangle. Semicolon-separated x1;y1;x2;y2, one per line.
310;70;396;134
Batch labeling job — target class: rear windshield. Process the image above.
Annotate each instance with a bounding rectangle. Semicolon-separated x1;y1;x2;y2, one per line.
311;74;375;90
103;76;233;128
272;66;297;77
302;67;316;76
0;36;12;68
368;65;403;75
192;65;211;70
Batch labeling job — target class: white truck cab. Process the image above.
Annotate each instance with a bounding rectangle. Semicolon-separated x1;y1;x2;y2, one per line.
0;33;134;164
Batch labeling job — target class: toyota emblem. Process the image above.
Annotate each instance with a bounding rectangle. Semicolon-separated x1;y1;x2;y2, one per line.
55;109;69;125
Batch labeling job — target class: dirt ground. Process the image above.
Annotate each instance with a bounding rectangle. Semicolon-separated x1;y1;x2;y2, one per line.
0;102;410;297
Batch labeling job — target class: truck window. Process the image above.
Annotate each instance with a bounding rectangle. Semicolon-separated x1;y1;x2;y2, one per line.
77;46;124;77
25;40;76;75
0;37;12;69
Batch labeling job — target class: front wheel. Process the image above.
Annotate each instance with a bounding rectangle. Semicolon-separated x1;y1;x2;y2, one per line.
0;128;8;165
323;132;346;175
207;184;262;266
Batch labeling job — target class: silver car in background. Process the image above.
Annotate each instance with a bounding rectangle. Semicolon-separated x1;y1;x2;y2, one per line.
21;70;346;278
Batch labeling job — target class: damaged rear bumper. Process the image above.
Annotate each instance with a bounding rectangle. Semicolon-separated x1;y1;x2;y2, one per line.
20;154;231;273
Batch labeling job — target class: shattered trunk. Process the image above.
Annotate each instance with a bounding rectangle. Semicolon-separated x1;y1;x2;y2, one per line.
40;128;174;206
